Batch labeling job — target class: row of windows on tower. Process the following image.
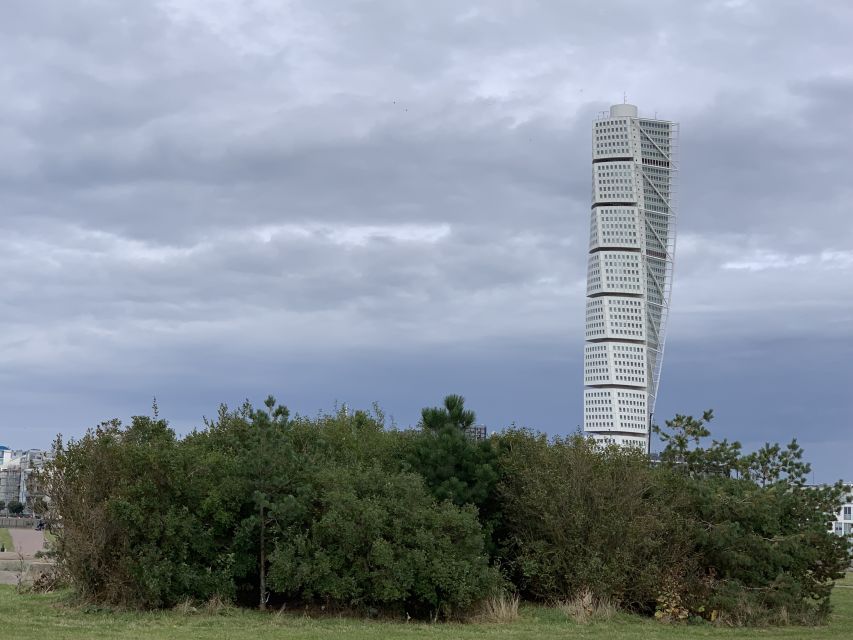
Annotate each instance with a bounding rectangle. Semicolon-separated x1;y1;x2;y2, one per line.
595;162;633;174
601;255;640;267
585;309;644;322
588;280;643;293
597;132;629;141
596;142;632;153
643;166;672;179
594;215;639;230
586;298;643;310
586;344;646;359
644;184;671;197
641;128;670;141
593;231;639;246
584;417;646;430
585;327;644;339
585;416;646;429
596;186;635;198
644;187;669;198
645;203;671;214
641;145;669;157
598;221;638;230
586;389;643;398
644;168;671;178
585;390;647;403
594;119;631;132
585;400;647;413
592;229;639;243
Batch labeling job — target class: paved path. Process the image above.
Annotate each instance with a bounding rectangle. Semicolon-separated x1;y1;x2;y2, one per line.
8;528;45;557
0;530;47;586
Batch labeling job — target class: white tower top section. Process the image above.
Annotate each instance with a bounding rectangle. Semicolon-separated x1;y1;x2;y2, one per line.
610;103;638;118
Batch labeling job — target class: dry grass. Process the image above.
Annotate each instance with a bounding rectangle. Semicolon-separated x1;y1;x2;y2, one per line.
171;595;235;616
171;599;199;615
202;595;233;615
471;593;520;623
558;588;617;624
713;601;825;628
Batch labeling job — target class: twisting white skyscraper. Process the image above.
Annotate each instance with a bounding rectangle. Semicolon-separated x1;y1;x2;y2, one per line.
583;103;678;450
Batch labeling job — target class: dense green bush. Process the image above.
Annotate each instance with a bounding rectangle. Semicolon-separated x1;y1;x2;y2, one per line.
269;464;500;618
400;395;501;554
47;399;498;617
684;477;849;624
6;500;24;515
495;429;695;610
652;412;851;623
44;396;850;625
47;416;234;608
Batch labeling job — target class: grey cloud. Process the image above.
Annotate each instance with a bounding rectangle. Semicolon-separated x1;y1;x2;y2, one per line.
0;1;851;478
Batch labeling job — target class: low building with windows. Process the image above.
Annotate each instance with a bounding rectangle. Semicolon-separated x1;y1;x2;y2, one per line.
831;486;853;539
463;424;488;442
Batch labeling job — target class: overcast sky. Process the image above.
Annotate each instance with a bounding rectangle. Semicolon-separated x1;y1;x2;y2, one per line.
1;0;851;480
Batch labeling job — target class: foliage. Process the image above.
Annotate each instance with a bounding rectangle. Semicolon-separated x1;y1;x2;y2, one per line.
741;440;811;487
46;398;497;617
402;395;501;553
420;394;476;433
404;395;498;508
45;416;234;608
652;410;742;478
654;412;851;623
7;501;24;516
682;476;849;623
495;429;695;610
42;396;849;626
30;497;48;517
268;464;500;619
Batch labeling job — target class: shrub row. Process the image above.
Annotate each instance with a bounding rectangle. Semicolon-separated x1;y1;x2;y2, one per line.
44;396;851;623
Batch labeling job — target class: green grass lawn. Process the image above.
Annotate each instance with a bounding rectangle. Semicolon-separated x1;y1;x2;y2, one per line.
0;576;851;640
0;529;13;552
43;529;56;548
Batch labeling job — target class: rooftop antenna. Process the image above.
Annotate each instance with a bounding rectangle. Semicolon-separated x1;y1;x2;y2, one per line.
623;92;627;104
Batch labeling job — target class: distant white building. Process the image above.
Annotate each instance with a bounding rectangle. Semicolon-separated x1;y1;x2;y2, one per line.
583;103;679;451
464;424;488;442
0;447;53;514
831;485;853;539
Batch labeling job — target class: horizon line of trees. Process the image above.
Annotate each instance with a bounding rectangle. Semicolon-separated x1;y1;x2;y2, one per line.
42;394;851;625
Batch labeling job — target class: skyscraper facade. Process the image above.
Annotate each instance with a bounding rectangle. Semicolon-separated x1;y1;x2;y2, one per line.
583;104;678;449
